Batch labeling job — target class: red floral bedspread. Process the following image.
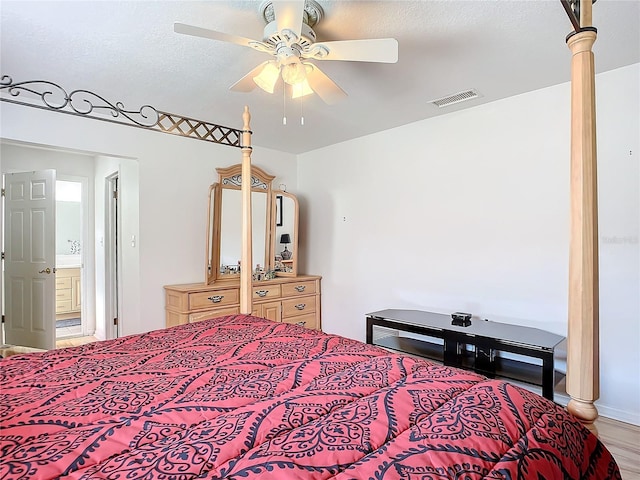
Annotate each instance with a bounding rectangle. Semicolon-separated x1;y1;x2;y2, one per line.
1;315;620;479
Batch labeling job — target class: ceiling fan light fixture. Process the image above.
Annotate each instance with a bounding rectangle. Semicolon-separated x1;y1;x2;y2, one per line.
291;78;314;99
253;61;280;93
176;0;394;105
281;60;306;85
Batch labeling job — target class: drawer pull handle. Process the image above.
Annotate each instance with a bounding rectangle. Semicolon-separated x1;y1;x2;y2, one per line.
295;304;306;310
294;285;306;292
296;321;307;326
207;295;224;303
255;290;269;297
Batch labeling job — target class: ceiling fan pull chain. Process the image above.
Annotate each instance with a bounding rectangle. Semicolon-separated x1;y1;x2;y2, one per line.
300;94;304;126
282;81;287;125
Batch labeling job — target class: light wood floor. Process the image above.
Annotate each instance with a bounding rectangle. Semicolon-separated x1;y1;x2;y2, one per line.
596;416;640;480
1;336;638;479
0;334;98;357
55;334;99;348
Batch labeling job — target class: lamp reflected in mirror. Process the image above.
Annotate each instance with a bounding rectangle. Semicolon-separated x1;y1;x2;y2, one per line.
280;234;292;260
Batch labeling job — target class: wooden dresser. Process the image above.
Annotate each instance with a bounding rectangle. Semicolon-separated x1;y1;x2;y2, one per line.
165;275;321;330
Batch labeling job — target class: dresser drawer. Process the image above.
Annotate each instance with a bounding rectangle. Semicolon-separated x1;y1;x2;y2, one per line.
282;313;318;330
56;277;72;289
253;285;281;300
56;299;72;312
189;288;239;310
56;289;72;301
281;281;317;297
189;306;240;323
282;296;317;318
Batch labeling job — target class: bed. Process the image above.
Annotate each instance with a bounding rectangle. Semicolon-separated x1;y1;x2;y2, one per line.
0;314;620;479
1;1;612;476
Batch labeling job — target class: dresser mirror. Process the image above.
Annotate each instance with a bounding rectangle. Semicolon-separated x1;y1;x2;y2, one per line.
206;164;299;284
272;191;298;277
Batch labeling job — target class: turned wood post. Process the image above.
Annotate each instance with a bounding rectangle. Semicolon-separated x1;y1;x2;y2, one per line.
240;106;253;314
565;0;600;434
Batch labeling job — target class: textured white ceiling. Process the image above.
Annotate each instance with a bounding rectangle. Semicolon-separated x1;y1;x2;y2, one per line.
1;1;638;154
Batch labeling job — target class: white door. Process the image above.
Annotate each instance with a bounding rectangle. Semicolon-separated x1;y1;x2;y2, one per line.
4;170;56;350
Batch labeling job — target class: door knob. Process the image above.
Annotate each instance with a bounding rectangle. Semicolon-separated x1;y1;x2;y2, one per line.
38;267;52;274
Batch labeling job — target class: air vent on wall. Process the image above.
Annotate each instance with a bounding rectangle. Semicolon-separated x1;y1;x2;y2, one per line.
428;89;481;108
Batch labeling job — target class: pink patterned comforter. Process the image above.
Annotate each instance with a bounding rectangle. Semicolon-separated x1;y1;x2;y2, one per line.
1;315;620;479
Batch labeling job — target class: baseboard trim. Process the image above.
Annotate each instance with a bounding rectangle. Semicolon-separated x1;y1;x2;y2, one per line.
554;391;640;426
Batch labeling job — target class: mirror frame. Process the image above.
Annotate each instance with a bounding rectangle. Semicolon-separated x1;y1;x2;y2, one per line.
205;182;220;284
271;191;299;277
205;164;276;284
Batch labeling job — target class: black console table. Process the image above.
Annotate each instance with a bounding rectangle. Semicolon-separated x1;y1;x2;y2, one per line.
366;309;565;400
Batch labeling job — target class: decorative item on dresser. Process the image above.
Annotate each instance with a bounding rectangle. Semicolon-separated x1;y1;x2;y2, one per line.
165;160;321;330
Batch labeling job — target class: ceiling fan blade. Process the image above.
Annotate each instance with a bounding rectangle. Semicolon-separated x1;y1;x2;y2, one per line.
229;61;273;93
305;63;347;105
272;1;305;39
174;22;272;53
304;38;399;63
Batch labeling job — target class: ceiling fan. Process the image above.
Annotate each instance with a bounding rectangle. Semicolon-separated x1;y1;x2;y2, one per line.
174;0;398;105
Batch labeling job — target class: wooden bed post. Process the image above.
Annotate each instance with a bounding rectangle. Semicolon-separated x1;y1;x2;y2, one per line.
565;0;600;434
240;106;253;314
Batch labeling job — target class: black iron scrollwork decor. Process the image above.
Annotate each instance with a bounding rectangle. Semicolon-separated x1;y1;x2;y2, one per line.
0;75;242;149
1;76;158;127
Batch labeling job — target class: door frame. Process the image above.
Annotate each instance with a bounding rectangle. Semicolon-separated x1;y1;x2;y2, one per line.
104;172;120;340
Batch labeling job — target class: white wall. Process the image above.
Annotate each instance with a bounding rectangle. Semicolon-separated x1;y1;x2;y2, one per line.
90;154;139;340
298;64;640;425
0;103;298;336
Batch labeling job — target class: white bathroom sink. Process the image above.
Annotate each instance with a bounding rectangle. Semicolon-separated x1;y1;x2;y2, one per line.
56;254;81;268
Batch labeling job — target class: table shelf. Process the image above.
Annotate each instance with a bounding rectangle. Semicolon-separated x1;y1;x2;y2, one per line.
375;334;565;388
375;335;444;362
493;357;566;387
367;309;565;400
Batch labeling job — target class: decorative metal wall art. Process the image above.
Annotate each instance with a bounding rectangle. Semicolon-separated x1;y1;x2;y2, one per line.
221;173;268;190
0;76;242;149
156;112;240;147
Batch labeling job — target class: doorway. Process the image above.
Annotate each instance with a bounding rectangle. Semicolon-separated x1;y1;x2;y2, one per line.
1;172;92;350
54;178;86;341
0;142;129;350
